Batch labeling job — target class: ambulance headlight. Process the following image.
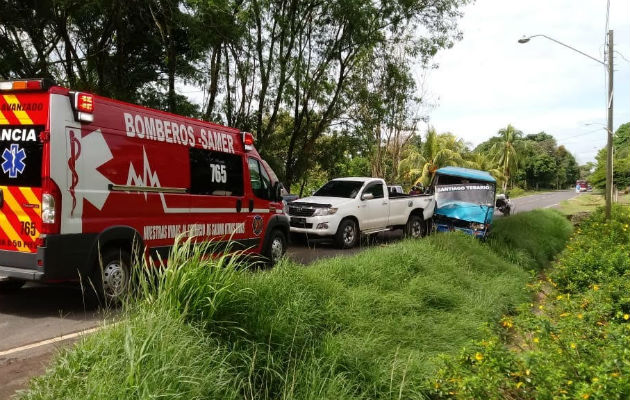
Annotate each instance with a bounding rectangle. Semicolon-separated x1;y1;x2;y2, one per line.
42;193;56;224
312;207;337;216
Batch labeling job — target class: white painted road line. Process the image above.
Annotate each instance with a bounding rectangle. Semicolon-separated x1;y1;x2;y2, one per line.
0;325;104;357
544;203;559;208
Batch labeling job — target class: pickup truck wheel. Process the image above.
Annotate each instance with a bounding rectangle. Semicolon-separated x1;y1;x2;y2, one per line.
405;214;425;238
0;279;26;292
335;219;358;249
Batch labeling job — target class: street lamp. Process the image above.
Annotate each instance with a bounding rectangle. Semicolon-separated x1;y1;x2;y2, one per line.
518;32;614;219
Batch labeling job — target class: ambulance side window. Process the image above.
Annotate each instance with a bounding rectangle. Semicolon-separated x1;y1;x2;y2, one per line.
248;158;272;200
189;148;243;196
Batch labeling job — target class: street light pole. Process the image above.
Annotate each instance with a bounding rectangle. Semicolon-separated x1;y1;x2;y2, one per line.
605;30;614;219
518;33;614;219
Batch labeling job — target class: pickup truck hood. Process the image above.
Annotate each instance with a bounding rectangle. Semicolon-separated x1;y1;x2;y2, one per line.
292;196;355;208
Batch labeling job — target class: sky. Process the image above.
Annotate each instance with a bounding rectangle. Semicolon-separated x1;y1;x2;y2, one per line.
419;0;629;164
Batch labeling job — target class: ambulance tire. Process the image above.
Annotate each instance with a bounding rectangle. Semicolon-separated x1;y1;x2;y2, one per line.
265;229;287;266
88;247;131;306
0;279;26;292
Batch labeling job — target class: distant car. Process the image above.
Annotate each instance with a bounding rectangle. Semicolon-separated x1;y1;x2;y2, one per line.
587;185;593;192
388;185;405;197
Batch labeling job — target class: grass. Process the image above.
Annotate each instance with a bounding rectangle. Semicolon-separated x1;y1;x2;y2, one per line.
19;210;572;400
508;188;550;199
556;193;605;215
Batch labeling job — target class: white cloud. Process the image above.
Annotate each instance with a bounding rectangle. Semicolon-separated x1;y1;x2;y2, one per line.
422;0;630;164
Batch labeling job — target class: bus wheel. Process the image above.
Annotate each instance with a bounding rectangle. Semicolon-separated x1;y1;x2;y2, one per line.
90;248;131;306
0;279;26;292
405;214;425;238
266;229;286;265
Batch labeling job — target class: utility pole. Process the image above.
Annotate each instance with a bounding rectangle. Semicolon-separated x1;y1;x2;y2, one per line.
605;30;614;219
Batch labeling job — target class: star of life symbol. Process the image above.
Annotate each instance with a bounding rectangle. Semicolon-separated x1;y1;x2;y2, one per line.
1;144;26;178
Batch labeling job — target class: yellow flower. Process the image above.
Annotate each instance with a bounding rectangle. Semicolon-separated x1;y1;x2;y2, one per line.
578;313;584;319
612;372;620;378
538;305;544;310
623;314;629;320
516;382;523;389
567;380;573;385
475;352;483;361
592;377;599;383
582;394;590;399
593;285;600;291
526;369;530;376
533;337;540;343
570;342;577;349
556;295;564;300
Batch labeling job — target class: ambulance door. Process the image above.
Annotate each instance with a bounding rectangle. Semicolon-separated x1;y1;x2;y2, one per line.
188;148;248;250
246;157;274;251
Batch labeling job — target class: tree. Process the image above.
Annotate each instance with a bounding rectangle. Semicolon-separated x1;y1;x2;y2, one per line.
490;124;522;192
590;122;630;190
396;127;467;187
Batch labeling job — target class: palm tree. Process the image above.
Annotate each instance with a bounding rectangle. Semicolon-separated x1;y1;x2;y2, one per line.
398;127;466;187
490;124;522;192
469;152;506;189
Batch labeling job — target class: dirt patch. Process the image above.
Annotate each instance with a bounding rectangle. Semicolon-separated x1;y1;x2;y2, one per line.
0;351;52;400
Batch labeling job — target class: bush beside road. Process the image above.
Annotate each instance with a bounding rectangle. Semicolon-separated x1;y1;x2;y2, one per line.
429;205;630;399
19;210;571;400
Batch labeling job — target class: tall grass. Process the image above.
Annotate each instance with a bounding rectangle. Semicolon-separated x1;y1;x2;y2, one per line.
20;210;572;400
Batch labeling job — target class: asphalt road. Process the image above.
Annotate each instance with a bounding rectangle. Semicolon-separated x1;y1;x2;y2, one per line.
0;190;579;398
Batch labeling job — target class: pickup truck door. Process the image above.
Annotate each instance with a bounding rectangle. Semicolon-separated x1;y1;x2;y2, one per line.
358;181;389;230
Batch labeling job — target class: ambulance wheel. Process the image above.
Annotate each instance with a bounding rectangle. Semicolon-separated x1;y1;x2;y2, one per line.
265;229;286;265
0;278;26;292
90;248;131;305
405;214;425;238
335;218;358;249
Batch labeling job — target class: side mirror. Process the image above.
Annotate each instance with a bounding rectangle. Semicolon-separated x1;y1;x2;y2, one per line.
272;182;282;202
361;193;374;201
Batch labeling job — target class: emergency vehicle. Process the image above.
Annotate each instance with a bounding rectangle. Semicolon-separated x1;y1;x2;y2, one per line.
0;78;288;301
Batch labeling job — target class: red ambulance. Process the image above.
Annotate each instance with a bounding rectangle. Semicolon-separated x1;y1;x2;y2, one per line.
0;78;288;301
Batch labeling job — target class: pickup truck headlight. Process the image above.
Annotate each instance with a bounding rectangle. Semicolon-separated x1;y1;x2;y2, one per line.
312;207;337;216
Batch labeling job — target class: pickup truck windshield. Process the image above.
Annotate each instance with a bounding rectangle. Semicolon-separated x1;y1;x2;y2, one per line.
435;184;495;207
314;180;364;198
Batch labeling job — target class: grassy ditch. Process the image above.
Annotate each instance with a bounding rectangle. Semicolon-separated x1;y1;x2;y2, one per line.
429;205;630;399
20;210;571;400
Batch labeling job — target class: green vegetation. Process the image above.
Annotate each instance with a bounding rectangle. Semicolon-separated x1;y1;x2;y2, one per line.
20;210;571;400
429;205;630;399
589;122;630;191
557;194;606;216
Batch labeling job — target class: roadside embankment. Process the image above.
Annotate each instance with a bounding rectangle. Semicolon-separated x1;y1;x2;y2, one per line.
429;205;630;399
19;210;572;400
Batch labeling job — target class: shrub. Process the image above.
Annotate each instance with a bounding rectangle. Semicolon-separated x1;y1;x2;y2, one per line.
429;205;630;399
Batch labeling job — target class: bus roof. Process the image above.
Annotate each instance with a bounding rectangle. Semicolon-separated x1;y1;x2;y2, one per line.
435;166;496;183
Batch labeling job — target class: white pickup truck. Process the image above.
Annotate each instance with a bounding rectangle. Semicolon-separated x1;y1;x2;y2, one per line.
288;177;435;248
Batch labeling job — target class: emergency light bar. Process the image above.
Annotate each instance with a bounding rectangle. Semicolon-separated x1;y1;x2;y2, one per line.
0;79;53;91
70;91;95;123
242;131;254;151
